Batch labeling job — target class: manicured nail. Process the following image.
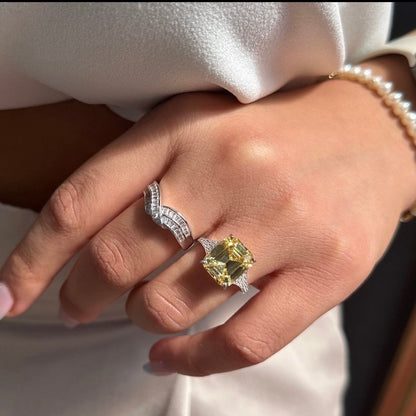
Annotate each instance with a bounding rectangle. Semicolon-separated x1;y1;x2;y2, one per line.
0;282;14;320
143;361;175;376
59;306;79;328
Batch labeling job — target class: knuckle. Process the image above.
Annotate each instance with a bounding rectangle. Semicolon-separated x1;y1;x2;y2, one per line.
224;329;275;366
279;183;376;289
141;282;195;333
328;227;373;276
89;235;134;289
309;223;375;291
46;178;86;234
219;119;278;178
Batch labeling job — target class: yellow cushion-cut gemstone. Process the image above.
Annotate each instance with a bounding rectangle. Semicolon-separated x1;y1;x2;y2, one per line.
202;236;254;287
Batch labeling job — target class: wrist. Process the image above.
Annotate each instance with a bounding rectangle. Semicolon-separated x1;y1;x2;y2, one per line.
334;55;416;218
359;54;416;102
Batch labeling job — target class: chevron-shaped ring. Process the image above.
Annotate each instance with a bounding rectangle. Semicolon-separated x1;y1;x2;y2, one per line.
144;182;194;249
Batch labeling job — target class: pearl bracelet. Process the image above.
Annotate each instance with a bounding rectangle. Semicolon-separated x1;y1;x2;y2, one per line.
328;64;416;222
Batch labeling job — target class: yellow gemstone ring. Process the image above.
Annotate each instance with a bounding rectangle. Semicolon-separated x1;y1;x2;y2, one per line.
198;235;255;293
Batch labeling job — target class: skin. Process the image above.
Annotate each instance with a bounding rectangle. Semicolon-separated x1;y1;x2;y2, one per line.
1;54;416;376
0;100;133;211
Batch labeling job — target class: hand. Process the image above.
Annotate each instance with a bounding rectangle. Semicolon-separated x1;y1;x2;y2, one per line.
1;56;416;376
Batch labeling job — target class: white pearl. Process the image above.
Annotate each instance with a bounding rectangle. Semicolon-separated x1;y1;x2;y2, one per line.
390;92;404;102
408;112;416;123
361;68;372;82
399;101;412;113
401;115;412;128
368;75;382;90
383;94;394;106
350;67;362;80
384;92;403;106
392;99;410;117
402;112;416;128
393;103;404;117
377;81;393;95
342;64;352;72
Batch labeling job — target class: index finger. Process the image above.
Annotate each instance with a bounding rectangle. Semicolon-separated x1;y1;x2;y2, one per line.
0;119;175;317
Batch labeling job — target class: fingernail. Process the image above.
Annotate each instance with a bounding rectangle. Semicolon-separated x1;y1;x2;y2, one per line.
0;282;14;320
59;306;79;328
143;361;175;376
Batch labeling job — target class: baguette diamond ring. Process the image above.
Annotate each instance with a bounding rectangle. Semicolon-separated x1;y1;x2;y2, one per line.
144;181;194;249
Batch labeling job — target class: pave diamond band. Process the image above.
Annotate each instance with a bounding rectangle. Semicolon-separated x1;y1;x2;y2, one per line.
198;235;254;293
144;182;194;249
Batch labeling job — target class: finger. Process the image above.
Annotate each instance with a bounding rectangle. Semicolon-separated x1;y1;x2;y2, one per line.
1;119;176;317
58;152;227;324
58;197;177;323
147;266;347;376
126;224;294;334
59;182;215;323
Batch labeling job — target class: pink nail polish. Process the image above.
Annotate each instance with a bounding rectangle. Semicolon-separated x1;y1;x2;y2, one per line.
59;306;79;328
0;282;14;320
143;361;175;376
